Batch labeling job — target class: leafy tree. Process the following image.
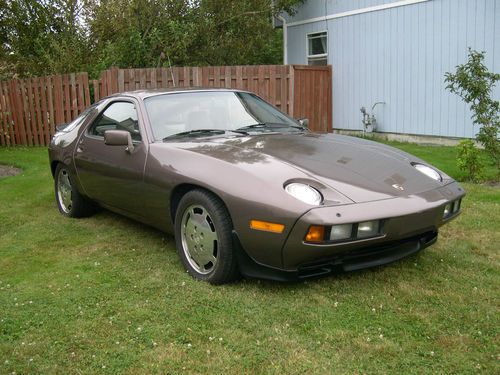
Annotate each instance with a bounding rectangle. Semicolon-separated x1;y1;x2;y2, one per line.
0;0;304;78
445;49;500;178
1;0;91;77
85;0;196;72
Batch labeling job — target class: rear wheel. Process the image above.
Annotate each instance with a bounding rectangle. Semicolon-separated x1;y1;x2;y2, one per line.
55;163;95;218
174;189;239;284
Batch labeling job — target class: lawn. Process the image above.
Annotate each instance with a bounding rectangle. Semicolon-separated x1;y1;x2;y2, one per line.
0;144;498;374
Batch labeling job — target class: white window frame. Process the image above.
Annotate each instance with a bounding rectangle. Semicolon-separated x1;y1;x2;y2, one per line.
306;31;328;65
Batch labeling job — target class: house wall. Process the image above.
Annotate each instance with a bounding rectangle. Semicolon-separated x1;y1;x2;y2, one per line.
284;0;500;138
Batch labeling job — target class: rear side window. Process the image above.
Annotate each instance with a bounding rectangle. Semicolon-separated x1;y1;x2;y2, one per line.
88;101;141;141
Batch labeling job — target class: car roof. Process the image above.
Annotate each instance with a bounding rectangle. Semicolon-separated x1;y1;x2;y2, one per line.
105;87;251;100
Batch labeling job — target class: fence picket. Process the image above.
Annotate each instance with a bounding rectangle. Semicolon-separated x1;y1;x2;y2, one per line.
47;76;55;136
32;78;42;145
0;83;5;146
39;76;49;145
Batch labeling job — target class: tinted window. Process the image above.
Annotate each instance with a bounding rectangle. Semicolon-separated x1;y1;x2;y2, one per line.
89;102;141;141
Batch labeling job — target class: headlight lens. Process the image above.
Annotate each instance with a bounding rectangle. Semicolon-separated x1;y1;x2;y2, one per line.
357;221;379;238
443;199;462;219
285;183;323;205
412;163;442;182
330;224;353;240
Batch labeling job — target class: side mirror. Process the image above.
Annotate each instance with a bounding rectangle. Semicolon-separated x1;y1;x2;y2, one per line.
298;118;309;128
104;130;134;153
56;123;68;132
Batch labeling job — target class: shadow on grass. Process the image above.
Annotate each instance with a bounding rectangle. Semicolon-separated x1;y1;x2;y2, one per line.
81;205;421;293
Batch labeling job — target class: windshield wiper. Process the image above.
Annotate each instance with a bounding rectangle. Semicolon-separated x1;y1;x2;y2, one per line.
163;129;248;141
236;123;306;132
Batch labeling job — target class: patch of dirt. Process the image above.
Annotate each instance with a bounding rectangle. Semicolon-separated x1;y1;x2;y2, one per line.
482;181;500;188
0;165;22;177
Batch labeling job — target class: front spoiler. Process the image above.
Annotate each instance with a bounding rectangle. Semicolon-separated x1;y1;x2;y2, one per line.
234;230;438;282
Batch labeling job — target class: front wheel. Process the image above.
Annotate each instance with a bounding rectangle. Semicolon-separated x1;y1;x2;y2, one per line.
54;163;95;218
174;189;239;284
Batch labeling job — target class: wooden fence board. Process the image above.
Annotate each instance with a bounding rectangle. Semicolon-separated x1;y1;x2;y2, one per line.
21;80;34;146
2;82;10;145
0;83;6;146
32;78;42;145
39;77;49;145
70;74;77;119
83;74;91;108
76;73;84;113
0;82;11;146
47;76;55;138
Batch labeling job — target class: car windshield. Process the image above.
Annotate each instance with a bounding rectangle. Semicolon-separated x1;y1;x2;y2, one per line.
143;91;304;141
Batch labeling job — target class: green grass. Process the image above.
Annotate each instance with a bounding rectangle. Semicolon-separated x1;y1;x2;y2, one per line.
0;144;499;374
369;138;499;182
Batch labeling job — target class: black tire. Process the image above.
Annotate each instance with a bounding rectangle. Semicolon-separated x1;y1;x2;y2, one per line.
174;189;240;284
54;163;95;218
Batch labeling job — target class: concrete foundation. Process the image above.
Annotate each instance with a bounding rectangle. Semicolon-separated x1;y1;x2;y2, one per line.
332;129;474;147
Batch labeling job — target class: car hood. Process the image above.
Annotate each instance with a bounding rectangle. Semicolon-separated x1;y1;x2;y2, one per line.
173;133;448;203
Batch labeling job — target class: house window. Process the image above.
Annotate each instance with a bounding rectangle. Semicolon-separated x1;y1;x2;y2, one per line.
307;32;328;66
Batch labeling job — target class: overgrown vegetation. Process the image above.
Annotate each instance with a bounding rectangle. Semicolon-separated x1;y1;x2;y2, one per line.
0;145;498;374
445;49;500;180
456;139;484;182
0;0;303;79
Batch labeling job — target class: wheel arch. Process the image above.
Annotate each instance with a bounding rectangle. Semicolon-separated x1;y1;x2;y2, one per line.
50;160;60;178
169;183;231;224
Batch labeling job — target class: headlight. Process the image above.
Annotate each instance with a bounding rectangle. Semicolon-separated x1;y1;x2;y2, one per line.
285;183;323;205
412;163;442;182
305;220;383;243
357;221;379;238
443;199;462;219
330;224;353;240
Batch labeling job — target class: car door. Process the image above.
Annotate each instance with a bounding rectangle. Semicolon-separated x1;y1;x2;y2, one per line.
74;99;149;216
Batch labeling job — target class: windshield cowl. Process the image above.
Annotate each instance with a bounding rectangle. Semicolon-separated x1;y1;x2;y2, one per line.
236;122;306;133
162;129;249;141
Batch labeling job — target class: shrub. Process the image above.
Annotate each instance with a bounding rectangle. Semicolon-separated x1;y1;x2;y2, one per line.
456;139;484;182
445;48;500;179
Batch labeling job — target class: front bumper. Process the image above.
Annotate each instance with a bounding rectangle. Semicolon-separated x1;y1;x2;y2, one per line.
235;230;438;281
236;181;465;280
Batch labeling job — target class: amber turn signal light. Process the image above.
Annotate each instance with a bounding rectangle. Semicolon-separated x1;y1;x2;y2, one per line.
305;225;325;242
250;220;285;234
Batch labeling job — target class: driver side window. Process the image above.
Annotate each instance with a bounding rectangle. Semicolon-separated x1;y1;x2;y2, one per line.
89;101;141;141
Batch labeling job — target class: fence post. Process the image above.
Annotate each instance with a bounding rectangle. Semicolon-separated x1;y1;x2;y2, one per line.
289;65;295;118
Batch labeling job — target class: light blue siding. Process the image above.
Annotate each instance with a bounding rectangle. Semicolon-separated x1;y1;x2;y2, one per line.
285;0;499;138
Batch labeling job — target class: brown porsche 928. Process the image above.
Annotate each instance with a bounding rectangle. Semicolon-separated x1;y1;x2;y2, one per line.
48;89;465;284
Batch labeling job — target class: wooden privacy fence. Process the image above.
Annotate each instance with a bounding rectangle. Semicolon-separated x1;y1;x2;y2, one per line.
0;65;332;146
0;73;91;146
